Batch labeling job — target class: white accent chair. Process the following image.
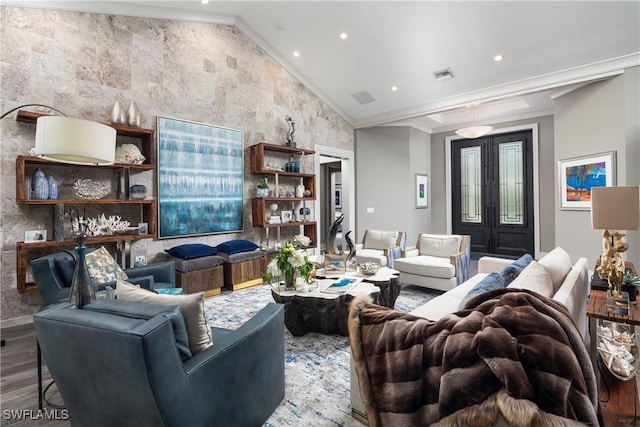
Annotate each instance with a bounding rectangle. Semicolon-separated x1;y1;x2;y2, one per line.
393;233;471;291
354;230;406;268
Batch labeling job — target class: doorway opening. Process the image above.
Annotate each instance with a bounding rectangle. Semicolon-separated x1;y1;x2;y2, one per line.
445;124;541;258
314;145;355;256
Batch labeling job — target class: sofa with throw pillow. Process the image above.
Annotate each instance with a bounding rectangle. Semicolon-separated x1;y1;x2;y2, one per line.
350;247;591;425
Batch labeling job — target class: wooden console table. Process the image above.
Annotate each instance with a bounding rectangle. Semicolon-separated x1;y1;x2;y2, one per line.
587;285;639;426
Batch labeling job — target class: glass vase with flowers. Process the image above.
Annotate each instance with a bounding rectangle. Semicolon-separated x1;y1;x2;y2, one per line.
263;240;314;291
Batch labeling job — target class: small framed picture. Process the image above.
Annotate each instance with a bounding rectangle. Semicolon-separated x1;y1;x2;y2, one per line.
138;222;148;235
335;188;342;209
415;173;428;209
281;211;292;223
25;229;47;243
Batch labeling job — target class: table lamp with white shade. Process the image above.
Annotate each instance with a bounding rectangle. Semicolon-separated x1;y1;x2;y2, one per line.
591;185;640;297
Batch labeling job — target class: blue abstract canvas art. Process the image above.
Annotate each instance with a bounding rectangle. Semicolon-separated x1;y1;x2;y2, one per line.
157;116;244;238
558;151;616;210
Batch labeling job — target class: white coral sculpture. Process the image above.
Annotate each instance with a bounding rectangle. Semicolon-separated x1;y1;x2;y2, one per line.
73;179;109;199
85;214;130;236
115;144;146;164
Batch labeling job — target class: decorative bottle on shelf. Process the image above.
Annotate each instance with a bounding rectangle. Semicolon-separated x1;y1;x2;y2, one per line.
295;184;305;198
68;229;96;309
110;100;126;124
127;101;141;127
47;176;58;200
31;168;48;200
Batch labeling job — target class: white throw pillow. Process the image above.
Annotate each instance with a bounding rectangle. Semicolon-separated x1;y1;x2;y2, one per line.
507;261;554;297
538;247;572;293
418;234;462;258
364;230;399;250
115;280;213;354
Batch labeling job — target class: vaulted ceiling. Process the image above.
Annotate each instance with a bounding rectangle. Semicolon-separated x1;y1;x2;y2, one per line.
6;1;640;132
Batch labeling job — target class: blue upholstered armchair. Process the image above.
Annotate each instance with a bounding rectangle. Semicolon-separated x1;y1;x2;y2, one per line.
31;249;175;306
34;299;285;427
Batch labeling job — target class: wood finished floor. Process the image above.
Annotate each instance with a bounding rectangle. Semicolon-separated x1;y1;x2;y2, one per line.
1;323;68;427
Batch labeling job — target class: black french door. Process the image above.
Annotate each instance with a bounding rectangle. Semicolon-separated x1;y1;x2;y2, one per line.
452;130;534;257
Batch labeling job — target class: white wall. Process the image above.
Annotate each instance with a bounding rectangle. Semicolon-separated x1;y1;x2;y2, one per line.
554;73;639;265
355;126;431;245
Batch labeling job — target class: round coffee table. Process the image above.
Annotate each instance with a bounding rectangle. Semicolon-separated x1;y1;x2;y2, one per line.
271;280;380;336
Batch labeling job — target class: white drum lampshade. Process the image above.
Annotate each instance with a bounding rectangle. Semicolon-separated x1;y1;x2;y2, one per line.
34;116;116;165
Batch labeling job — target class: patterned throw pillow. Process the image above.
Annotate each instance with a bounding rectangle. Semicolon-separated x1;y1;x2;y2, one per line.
85;247;129;284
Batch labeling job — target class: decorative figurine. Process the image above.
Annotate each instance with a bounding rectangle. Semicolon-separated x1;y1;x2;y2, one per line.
285;115;296;147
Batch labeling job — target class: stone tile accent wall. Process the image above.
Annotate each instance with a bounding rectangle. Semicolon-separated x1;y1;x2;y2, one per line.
0;6;354;325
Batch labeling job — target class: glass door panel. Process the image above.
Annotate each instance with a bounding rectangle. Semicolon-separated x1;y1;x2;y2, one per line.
498;141;524;225
460;146;482;224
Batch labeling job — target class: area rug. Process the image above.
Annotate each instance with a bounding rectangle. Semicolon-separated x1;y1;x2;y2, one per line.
203;284;442;426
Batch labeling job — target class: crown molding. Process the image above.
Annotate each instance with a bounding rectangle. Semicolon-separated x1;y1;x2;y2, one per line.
431;108;555;135
353;53;639;129
375;119;434;134
1;1;239;25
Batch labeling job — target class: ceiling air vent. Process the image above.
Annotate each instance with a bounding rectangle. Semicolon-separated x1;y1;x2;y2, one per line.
351;91;375;104
433;67;454;82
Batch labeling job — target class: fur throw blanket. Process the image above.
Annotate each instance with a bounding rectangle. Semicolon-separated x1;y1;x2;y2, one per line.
348;288;598;427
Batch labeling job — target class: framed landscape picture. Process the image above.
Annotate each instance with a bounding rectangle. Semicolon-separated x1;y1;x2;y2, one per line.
558;151;616;210
157;116;244;238
415;173;428;209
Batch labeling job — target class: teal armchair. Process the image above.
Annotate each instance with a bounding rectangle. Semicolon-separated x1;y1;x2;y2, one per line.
30;249;175;306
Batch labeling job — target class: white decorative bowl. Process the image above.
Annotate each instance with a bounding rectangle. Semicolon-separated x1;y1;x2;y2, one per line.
358;262;381;276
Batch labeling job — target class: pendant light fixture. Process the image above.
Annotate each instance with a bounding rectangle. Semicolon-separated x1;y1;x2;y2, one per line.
455;104;493;139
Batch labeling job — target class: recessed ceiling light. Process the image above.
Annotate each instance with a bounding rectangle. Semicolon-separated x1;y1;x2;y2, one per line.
340;32;348;40
201;0;209;4
391;86;398;92
494;54;503;62
293;51;300;57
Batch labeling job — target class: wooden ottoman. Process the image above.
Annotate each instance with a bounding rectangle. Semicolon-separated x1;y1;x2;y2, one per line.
218;250;266;291
169;255;225;297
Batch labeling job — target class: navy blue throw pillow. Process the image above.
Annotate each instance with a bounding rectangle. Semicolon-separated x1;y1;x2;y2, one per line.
166;244;218;260
217;239;260;255
513;253;533;269
500;253;533;286
459;273;506;309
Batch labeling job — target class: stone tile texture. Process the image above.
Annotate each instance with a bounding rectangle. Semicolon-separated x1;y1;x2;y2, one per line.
0;6;354;324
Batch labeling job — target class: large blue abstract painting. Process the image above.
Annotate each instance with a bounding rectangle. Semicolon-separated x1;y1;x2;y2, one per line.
157;116;244;238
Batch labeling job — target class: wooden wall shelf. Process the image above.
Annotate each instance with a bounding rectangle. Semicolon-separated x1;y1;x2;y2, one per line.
15;110;156;165
249;143;318;249
14;114;157;295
